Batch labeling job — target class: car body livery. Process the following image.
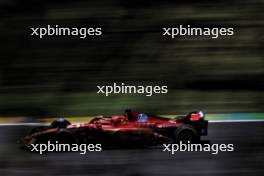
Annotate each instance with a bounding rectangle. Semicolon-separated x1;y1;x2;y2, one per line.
20;110;208;148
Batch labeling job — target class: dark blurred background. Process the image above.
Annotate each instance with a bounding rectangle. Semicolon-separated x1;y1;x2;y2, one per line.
1;2;264;176
1;0;264;117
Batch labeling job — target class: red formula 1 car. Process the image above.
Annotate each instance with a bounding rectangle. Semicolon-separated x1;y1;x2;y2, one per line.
20;110;208;148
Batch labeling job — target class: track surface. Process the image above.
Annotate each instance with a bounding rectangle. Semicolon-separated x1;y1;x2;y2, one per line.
0;122;263;176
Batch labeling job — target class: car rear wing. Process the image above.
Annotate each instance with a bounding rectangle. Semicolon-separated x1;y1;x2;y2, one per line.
187;111;205;121
174;111;206;122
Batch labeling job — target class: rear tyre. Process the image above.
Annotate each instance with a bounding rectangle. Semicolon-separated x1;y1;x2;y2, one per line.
175;125;198;143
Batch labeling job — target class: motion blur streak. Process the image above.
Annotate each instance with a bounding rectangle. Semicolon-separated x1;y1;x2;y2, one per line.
1;0;264;176
0;0;264;117
0;122;263;176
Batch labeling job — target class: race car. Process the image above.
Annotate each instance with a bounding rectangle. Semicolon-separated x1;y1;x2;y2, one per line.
20;110;208;148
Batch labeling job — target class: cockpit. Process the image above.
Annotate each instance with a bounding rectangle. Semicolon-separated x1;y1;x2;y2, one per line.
137;113;148;123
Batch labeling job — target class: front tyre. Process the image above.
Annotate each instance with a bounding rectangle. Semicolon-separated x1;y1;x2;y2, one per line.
29;126;46;135
54;131;74;144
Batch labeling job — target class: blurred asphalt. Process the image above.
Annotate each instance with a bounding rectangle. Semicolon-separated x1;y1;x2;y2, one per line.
0;122;263;176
